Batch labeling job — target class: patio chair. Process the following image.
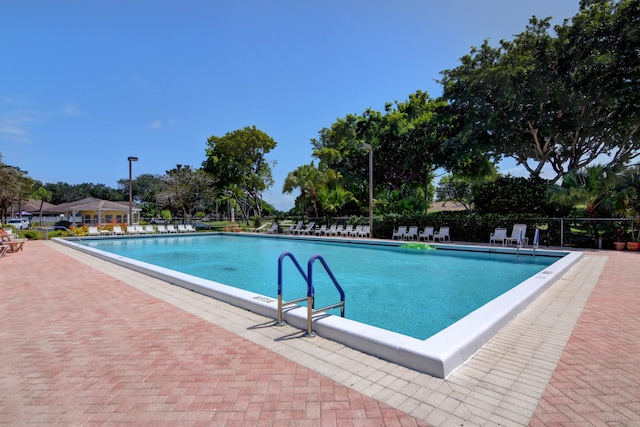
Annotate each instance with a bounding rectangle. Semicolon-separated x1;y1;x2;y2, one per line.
350;225;363;237
184;224;196;232
340;225;353;237
252;224;268;233
177;224;188;233
489;228;508;245
330;224;344;236
88;226;101;236
112;226;125;235
0;244;8;258
325;224;337;236
433;226;450;242
418;226;434;242
143;225;156;234
285;221;303;234
392;226;407;240
297;221;315;235
504;224;528;246
314;224;327;236
155;225;168;233
266;223;279;234
357;225;370;238
166;224;178;233
404;226;419;240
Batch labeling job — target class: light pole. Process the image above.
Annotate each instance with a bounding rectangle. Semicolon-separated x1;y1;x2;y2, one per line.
358;143;373;238
128;156;138;225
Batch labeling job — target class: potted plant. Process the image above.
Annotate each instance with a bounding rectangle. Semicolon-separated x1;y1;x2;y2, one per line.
614;228;626;251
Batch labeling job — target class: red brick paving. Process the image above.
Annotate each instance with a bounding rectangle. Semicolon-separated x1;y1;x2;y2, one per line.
530;251;640;426
0;242;429;426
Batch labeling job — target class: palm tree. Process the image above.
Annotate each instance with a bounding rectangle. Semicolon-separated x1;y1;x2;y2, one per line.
282;163;326;218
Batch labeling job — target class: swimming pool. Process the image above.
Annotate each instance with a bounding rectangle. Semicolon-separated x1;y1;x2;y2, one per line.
56;233;582;378
81;234;557;340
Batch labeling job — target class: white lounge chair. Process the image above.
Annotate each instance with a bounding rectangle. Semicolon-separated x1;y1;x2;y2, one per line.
177;224;188;233
404;226;419;240
266;223;279;234
392;226;407;240
419;226;434;242
490;228;508;245
340;225;353;237
325;224;337;236
357;225;370;238
298;222;316;235
252;224;268;233
156;225;168;233
433;226;450;242
88;226;101;236
112;226;125;235
350;225;363;237
314;225;327;236
166;224;178;233
184;224;196;232
504;224;528;246
285;221;303;234
143;225;156;234
330;225;343;236
126;225;139;235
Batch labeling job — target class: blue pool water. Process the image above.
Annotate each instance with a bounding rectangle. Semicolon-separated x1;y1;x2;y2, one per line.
84;234;559;340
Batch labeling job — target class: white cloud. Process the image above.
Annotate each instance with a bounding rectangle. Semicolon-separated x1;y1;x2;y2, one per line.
0;115;34;143
60;101;84;116
150;120;162;129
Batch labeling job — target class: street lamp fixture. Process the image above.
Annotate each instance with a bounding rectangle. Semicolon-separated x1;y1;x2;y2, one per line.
128;156;138;225
357;143;373;238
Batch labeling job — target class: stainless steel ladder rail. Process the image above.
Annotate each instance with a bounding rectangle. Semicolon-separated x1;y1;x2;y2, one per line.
276;252;309;326
276;252;346;337
305;254;345;337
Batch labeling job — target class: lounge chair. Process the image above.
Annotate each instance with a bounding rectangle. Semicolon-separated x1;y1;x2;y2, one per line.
155;225;167;233
0;244;8;258
0;230;26;253
504;224;528;246
418;226;434;242
177;224;188;233
112;226;125;235
433;226;450;242
331;224;344;236
126;225;139;235
166;224;178;233
392;226;407;240
285;221;303;234
340;225;353;237
297;221;315;235
88;226;101;236
325;224;337;236
252;224;268;233
184;224;196;232
404;226;419;241
350;225;363;237
314;224;327;236
357;225;370;238
143;225;156;234
266;223;279;234
489;228;508;245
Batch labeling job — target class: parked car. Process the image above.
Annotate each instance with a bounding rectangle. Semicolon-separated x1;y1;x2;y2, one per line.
7;218;30;229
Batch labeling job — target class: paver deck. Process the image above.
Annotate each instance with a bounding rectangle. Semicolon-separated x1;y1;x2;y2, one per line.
1;240;638;426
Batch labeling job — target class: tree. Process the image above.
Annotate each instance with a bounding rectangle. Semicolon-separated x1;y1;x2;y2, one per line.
282;163;326;218
203;126;276;219
31;187;52;225
156;165;216;218
473;176;556;216
0;153;32;221
440;0;640;183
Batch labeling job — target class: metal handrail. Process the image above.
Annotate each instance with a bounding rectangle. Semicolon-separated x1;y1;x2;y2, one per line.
276;252;345;337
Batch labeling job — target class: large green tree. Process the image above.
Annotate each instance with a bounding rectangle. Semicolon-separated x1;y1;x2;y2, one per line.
203;126;276;219
156;165;216;218
440;0;640;183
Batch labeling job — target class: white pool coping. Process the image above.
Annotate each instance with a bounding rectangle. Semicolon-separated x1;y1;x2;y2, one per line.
54;235;582;378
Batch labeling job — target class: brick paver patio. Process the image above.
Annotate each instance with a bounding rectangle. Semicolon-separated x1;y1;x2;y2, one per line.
1;239;638;425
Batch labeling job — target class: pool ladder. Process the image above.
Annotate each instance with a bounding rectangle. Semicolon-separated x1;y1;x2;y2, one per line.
276;252;345;337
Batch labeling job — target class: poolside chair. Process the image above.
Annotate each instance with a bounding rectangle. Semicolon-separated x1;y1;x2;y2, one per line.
340;225;353;237
392;226;407;240
143;225;156;234
350;225;363;237
285;221;303;234
433;226;450;242
252;224;268;233
297;221;316;235
504;224;528;246
112;226;125;235
155;224;167;233
357;225;370;238
325;224;337;236
88;226;101;236
418;226;434;242
330;224;344;236
266;223;279;234
177;224;188;233
166;224;178;233
314;224;327;236
185;224;196;232
489;228;508;245
404;226;419;241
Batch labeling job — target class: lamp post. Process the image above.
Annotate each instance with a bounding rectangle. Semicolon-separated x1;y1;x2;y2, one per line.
127;156;138;225
358;143;373;238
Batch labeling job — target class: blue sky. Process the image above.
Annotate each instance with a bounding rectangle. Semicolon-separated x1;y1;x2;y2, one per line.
1;1;579;211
